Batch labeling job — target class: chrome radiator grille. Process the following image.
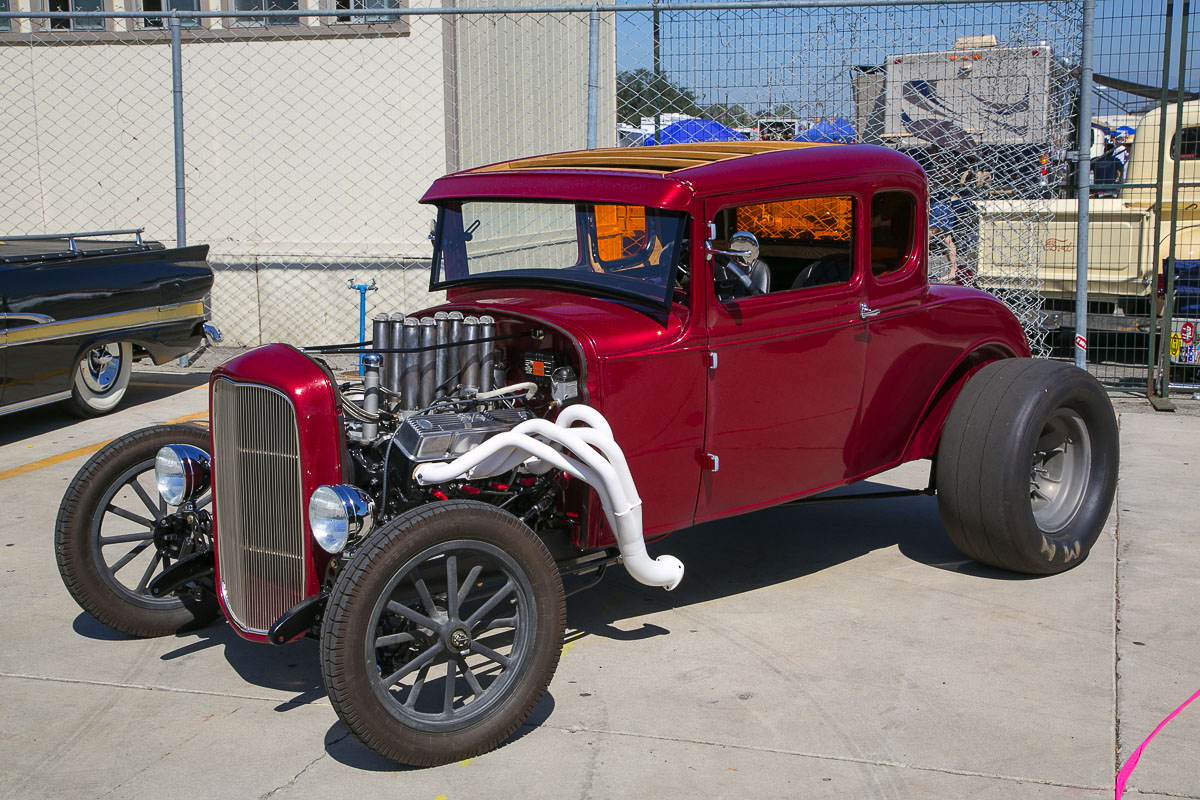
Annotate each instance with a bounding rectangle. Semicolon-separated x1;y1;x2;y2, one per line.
212;378;306;635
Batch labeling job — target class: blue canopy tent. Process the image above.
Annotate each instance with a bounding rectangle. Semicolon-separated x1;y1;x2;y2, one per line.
643;118;746;145
795;117;856;143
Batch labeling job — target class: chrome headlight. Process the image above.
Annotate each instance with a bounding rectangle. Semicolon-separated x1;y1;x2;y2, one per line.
309;485;375;554
155;445;211;506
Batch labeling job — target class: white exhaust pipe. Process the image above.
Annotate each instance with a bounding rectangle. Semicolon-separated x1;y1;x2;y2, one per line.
411;405;684;590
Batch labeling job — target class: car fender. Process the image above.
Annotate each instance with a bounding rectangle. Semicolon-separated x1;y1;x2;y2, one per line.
899;341;1024;463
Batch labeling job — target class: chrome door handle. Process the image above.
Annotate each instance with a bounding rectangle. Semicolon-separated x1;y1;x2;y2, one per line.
859;302;881;319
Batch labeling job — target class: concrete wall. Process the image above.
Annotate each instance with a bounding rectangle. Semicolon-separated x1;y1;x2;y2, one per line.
1;0;615;345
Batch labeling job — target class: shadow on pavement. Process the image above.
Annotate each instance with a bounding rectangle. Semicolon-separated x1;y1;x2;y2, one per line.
566;485;1040;643
323;690;557;771
156;620;327;709
0;371;209;446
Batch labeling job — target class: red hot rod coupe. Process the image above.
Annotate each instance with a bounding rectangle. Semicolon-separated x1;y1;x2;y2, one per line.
55;142;1118;766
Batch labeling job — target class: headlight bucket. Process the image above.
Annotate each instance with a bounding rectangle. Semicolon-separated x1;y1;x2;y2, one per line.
155;444;212;506
308;485;375;554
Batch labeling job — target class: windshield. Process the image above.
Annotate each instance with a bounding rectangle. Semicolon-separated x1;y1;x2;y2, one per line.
432;200;689;307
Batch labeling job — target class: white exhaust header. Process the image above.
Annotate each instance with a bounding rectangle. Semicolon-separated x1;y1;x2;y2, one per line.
412;404;684;591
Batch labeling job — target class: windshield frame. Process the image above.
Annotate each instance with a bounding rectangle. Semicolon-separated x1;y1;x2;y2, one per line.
429;200;689;309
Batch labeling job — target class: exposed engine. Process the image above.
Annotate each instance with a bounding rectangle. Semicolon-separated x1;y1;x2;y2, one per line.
311;309;683;591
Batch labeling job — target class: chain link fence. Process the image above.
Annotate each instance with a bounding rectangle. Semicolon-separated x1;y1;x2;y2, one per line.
0;0;1110;371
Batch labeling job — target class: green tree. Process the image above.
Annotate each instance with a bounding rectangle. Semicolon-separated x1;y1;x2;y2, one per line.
617;69;702;127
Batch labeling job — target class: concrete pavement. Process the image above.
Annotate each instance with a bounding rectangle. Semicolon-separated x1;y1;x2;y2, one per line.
0;378;1197;799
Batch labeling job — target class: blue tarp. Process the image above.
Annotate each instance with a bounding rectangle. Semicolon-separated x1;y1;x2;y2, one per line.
642;118;747;145
1174;259;1200;317
795;117;856;143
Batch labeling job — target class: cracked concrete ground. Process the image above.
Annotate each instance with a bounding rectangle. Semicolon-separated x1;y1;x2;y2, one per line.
0;378;1197;800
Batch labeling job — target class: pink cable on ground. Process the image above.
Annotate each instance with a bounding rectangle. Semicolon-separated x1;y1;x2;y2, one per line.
1115;688;1200;799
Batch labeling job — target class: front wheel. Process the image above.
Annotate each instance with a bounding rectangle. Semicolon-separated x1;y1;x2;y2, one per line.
936;358;1119;574
321;500;565;766
55;424;220;636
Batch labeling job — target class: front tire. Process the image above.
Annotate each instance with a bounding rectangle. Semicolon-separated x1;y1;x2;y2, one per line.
65;341;133;417
55;424;220;636
936;358;1119;574
321;500;565;766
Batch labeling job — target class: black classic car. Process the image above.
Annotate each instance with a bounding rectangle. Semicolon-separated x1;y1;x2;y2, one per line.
0;229;216;417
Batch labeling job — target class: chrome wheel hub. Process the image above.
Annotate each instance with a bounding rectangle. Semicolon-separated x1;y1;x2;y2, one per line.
1029;408;1092;533
81;344;122;393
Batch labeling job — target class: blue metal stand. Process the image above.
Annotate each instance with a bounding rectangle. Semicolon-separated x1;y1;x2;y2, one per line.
347;278;377;375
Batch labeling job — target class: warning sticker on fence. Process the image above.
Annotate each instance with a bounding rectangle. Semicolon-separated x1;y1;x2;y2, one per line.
1183;321;1196;345
1171;333;1183;359
1183;345;1198;365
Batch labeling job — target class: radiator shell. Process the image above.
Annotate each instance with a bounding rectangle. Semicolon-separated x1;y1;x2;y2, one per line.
208;344;343;642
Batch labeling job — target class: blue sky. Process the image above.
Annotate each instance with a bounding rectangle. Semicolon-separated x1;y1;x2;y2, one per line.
613;0;1197;115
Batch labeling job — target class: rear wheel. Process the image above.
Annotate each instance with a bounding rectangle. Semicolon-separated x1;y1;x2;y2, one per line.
321;500;565;766
936;358;1118;574
65;341;133;417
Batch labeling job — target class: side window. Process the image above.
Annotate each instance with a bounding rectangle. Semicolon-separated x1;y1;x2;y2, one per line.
141;0;201;28
870;191;916;277
47;0;106;30
711;195;855;300
1173;127;1200;160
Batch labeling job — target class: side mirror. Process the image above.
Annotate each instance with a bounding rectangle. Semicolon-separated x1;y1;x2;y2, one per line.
706;230;760;268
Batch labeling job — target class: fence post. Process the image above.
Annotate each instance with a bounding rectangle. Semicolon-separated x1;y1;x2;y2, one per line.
170;15;187;248
1147;0;1175;399
1158;0;1192;398
1072;0;1095;370
586;4;600;149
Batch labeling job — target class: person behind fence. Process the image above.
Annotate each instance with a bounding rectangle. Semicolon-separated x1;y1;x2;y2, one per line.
1114;126;1135;171
928;198;960;283
1091;141;1123;197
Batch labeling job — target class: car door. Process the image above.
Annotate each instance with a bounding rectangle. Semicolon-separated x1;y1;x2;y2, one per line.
854;182;954;474
696;184;870;522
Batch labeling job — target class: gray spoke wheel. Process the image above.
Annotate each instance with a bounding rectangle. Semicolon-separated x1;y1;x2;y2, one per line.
322;500;565;766
65;341;133;418
937;358;1118;575
55;424;220;636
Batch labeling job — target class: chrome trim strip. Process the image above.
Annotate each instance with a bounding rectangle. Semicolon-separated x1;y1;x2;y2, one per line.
0;301;205;350
0;312;56;325
212;378;307;635
0;390;73;417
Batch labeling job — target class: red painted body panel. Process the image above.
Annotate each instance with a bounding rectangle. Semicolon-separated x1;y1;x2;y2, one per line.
209;344;343;642
414;144;1032;547
373;146;1038;552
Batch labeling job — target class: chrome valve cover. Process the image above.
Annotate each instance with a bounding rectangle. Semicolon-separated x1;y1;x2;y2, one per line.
396;408;533;462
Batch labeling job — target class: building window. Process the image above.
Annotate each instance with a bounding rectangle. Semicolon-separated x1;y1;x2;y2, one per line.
231;0;298;27
141;0;201;28
1173;127;1200;161
48;0;105;31
0;0;10;32
334;0;400;24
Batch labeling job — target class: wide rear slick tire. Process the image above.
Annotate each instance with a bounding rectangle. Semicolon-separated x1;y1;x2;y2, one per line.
936;359;1118;575
54;424;220;636
320;500;565;767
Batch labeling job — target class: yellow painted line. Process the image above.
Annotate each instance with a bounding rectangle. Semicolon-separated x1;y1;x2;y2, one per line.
459;758;474;767
0;410;209;482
